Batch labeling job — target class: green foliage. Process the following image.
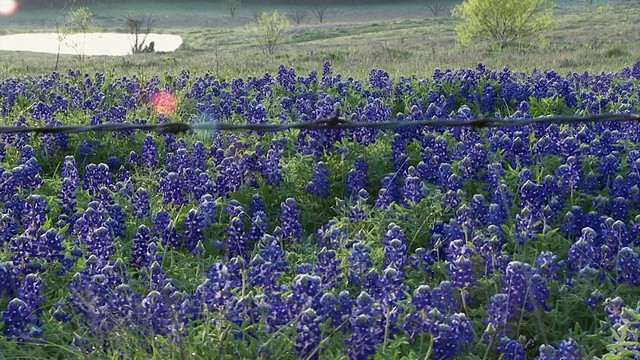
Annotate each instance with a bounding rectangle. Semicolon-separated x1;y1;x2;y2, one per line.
247;11;290;56
452;0;557;47
55;6;97;62
63;6;94;34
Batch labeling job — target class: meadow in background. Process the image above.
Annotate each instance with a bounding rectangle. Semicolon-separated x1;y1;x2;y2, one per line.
1;1;640;359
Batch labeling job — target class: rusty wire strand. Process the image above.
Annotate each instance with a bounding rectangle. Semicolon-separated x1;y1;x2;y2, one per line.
0;113;638;135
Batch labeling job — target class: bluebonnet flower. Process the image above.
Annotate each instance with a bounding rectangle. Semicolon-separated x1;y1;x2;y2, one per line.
448;256;476;290
602;296;640;353
401;166;425;207
225;199;245;219
391;134;408;174
198;194;218;227
555;156;582;197
502;262;534;314
348;241;373;287
106;156;120;171
130;225;153;268
431;313;474;360
319;290;354;332
482;84;497;114
249;235;288;292
59;156;79;218
496;337;525;359
37;228;66;266
174;148;192;173
0;261;18;298
535;251;560;281
408;247;436;274
0;212;17;248
141;290;171;337
261;148;284;187
248;193;264;216
502;261;551;319
106;283;141;333
610;196;628;221
567;227;602;275
599;153;620;187
183;209;206;251
280;198;302;242
376;267;409;334
142;135;159;169
536;344;559;360
158;171;186;206
146;261;174;293
19;145;36;165
2;298;41;341
346;189;369;223
296;309;322;360
375;172;402;209
484;293;511;341
22;194;49;238
226;216;249;259
194;263;234;315
344;291;382;360
291;274;322;312
317;249;342;290
553;338;584;359
88;227;115;261
516;205;540;245
584;289;604;310
616;247;640;286
11;234;43;274
248;210;269;243
346;156;368;199
314;220;348;249
383;223;408;270
103;203;126;240
162;223;182;248
306;162;331;199
152;210;171;238
83;163;112;197
189;141;207;172
17;273;46;324
132;187;151;219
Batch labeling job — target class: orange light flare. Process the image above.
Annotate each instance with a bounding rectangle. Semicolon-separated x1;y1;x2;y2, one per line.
0;0;18;16
151;90;178;115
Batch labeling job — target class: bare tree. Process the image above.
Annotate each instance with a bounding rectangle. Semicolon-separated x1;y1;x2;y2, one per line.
312;3;329;23
225;0;241;17
287;9;309;25
426;2;447;17
126;14;155;54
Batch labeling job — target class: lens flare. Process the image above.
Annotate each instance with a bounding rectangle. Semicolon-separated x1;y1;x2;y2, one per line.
0;0;18;16
151;91;177;115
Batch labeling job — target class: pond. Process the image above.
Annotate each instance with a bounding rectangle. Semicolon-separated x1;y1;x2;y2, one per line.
0;32;183;56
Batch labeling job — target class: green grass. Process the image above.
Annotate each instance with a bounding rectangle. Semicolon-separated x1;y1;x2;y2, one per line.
0;1;639;79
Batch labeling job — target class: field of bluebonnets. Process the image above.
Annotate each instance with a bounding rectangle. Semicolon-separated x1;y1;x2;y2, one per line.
2;60;640;359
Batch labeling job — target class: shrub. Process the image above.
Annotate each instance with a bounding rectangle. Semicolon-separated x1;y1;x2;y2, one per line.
452;0;556;47
247;11;290;56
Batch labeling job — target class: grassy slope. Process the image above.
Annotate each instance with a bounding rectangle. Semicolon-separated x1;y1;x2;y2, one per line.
0;0;638;79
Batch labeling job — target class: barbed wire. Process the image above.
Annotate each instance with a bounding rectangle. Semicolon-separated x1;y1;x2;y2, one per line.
0;113;638;135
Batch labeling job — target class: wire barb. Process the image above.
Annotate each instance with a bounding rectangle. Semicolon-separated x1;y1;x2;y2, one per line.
0;113;638;135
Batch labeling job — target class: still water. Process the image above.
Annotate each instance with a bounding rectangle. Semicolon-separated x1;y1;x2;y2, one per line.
0;32;182;56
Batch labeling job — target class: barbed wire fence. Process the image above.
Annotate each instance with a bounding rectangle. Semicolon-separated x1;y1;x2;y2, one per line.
0;113;639;135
